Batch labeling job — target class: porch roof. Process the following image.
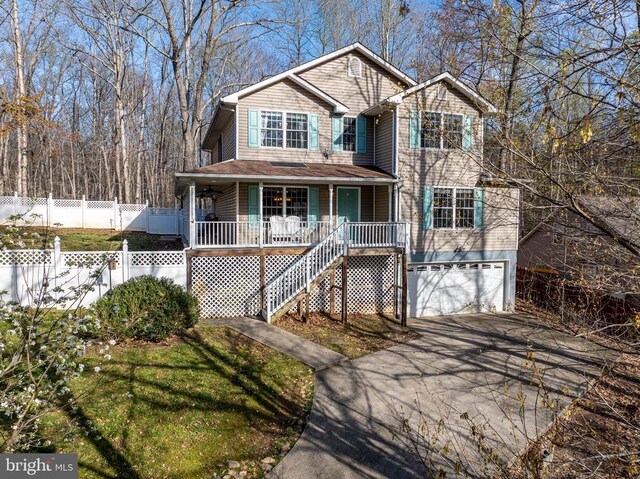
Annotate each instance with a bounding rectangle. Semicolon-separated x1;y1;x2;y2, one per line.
175;160;396;192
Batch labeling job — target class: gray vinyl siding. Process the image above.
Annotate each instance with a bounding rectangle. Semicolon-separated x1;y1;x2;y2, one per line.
216;183;236;221
221;114;236;161
397;83;519;253
298;51;407;112
374;109;394;173
373;185;390;221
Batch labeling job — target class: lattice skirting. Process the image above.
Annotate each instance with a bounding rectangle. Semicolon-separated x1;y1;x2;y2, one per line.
191;253;396;319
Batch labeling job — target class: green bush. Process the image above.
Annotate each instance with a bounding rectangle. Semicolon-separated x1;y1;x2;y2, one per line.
92;276;199;341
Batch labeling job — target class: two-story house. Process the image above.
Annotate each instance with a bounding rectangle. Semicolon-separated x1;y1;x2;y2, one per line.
175;43;519;322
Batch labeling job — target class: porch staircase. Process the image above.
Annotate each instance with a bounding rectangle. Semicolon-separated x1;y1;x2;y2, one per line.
263;222;408;323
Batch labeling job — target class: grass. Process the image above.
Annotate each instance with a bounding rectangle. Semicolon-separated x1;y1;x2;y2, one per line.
39;326;314;479
274;312;421;360
0;226;183;251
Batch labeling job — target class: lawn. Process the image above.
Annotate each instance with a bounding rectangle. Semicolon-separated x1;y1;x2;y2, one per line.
274;312;420;360
40;326;313;479
1;226;183;251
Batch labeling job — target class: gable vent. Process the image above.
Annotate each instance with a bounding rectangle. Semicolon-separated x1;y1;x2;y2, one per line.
348;57;362;78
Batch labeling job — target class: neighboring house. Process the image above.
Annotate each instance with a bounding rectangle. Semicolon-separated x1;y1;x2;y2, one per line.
518;199;639;294
175;43;519;321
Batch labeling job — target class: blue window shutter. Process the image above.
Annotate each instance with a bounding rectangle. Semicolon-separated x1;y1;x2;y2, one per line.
308;187;319;229
356;115;367;153
423;186;433;230
248;185;259;229
248;109;259;148
474;188;485;230
332;115;343;152
463;115;473;151
409;110;420;149
308;114;319;151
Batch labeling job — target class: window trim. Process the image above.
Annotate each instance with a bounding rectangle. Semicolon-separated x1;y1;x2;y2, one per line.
419;110;464;150
431;186;476;230
261;184;310;219
258;109;310;150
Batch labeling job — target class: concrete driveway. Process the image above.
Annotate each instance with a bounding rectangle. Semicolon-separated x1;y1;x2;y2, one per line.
269;313;618;479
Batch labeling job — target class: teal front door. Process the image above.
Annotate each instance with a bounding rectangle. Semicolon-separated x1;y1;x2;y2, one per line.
337;187;360;226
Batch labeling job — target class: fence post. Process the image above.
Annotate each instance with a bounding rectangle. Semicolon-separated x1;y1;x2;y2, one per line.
47;193;53;227
53;236;62;300
81;195;86;228
113;196;119;231
145;200;150;234
305;255;311;292
13;192;18;217
122;239;129;282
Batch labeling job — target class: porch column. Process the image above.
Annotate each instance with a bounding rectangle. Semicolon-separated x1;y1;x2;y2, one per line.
189;182;196;248
392;184;399;222
258;182;264;248
329;184;334;228
388;185;392;221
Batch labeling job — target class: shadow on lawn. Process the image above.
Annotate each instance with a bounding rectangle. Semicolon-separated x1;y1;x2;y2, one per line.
57;327;305;478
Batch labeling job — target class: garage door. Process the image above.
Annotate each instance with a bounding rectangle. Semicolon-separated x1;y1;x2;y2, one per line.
408;262;505;317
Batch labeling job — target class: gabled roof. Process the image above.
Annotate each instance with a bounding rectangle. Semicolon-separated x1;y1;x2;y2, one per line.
221;43;417;105
287;74;349;113
383;72;498;114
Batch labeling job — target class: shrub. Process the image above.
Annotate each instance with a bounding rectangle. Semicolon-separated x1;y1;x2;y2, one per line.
92;276;199;341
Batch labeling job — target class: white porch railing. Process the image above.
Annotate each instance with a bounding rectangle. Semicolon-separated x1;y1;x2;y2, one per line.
194;221;332;248
264;222;408;323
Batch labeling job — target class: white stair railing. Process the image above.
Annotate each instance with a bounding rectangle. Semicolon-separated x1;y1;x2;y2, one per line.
265;223;346;323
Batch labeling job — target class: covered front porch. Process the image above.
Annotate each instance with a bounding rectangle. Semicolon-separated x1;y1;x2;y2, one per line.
175;161;401;250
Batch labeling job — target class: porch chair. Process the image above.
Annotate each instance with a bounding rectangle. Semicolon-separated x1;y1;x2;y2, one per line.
285;215;303;242
269;215;288;242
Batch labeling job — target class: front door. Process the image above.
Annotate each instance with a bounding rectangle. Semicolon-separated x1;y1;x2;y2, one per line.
337;187;360;226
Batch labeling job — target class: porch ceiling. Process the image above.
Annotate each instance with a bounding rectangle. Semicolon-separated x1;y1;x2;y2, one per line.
175;160;396;193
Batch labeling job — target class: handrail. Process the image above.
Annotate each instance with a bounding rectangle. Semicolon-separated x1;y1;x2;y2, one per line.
265;223;345;323
264;222;408;323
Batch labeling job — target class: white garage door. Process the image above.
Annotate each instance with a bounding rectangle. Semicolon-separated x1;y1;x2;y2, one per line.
408;262;505;317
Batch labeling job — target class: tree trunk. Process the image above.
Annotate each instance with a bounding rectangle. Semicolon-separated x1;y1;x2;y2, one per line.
10;0;28;196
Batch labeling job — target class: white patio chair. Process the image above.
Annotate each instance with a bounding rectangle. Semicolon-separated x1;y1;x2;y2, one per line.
285;215;302;242
269;216;287;242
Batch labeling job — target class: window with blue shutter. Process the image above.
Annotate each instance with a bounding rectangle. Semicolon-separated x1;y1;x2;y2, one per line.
474;188;484;230
463;115;473;151
356;116;367;153
248;109;259;148
248;185;259;229
308;187;319;228
422;186;433;230
332;115;343;152
409;110;420;149
308;114;319;150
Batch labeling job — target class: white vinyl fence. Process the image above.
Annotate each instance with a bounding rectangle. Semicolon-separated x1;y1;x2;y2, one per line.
0;237;187;309
0;193;186;235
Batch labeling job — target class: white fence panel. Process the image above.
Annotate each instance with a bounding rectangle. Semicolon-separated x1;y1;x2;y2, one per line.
85;201;116;229
148;208;180;235
51;198;83;227
119;204;147;231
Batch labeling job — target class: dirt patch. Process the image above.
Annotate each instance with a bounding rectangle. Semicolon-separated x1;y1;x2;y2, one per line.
274;312;421;360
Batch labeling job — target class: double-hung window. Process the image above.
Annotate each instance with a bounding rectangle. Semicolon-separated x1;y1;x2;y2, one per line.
342;117;357;151
433;187;475;229
420;112;463;149
260;111;308;149
262;186;308;220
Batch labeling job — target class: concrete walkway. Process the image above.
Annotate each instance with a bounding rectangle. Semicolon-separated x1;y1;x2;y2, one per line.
201;316;348;371
269;313;619;479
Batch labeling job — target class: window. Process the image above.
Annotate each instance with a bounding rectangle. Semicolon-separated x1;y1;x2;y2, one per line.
259;111;309;149
443;114;463;149
421;112;441;149
343;117;357;151
286;113;308;149
432;187;475;229
419;111;463;149
348;57;362;77
262;186;308;220
260;111;283;147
